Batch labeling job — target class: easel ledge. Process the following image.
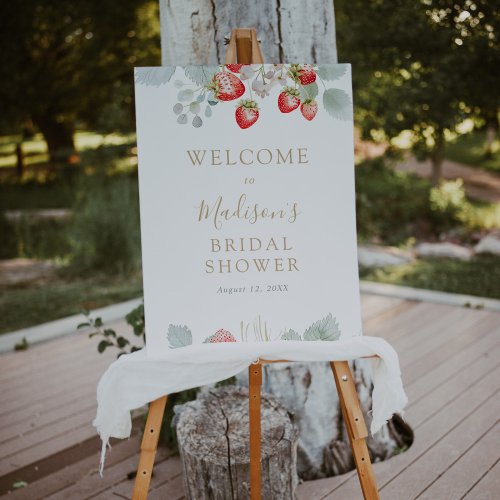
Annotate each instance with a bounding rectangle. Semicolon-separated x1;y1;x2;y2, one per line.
132;28;379;500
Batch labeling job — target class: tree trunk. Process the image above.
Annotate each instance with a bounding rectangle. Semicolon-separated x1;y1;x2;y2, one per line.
175;386;299;499
15;143;24;179
33;113;76;164
159;0;337;65
484;113;499;158
431;130;445;186
160;0;412;481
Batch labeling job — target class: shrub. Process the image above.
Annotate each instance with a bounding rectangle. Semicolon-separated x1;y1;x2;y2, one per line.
429;179;469;227
355;158;431;245
69;173;141;274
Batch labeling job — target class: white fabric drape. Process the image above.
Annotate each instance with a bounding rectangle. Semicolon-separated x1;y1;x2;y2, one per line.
94;337;407;473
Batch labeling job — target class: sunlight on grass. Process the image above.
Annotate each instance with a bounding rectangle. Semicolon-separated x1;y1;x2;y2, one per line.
0;131;136;169
445;130;500;173
360;255;500;299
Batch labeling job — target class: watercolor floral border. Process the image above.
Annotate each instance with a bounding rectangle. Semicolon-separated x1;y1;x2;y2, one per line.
135;64;352;129
166;312;342;349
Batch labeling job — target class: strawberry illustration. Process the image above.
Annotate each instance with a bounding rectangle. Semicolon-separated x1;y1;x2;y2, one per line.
288;64;316;86
208;71;245;101
235;99;259;129
207;329;237;343
226;64;243;73
278;87;301;113
301;100;318;121
298;65;316;85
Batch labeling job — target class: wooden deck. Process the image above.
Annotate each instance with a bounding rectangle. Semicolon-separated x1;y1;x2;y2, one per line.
1;292;499;499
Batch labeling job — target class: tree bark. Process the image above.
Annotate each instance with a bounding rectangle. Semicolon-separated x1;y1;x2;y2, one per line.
160;0;412;481
33;113;76;164
159;0;337;65
175;386;299;499
431;130;445;186
484;112;499;158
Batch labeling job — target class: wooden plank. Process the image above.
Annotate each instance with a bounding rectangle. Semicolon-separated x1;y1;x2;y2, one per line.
407;342;500;427
0;387;97;443
362;299;418;333
380;389;500;498
0;407;96;463
402;314;500;382
4;435;142;500
0;422;98;476
417;422;500;500
296;471;356;499
404;329;500;403
92;455;182;500
149;474;185;500
319;365;500;498
0;356;110;409
0;319;126;373
463;458;500;500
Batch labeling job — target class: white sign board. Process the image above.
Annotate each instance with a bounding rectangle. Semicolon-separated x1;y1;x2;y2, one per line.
134;63;361;357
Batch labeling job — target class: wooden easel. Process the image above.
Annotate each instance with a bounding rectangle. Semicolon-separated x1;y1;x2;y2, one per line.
132;28;379;500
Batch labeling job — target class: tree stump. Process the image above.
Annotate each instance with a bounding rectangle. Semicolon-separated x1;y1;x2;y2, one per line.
175;386;299;499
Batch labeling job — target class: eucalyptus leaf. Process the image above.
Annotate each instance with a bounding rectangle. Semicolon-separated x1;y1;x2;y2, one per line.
135;67;176;87
184;66;219;86
323;88;352;121
281;329;302;341
189;101;201;114
303;313;341;341
173;103;183;115
316;65;348;81
178;89;194;102
204;105;212;117
192;115;203;128
167;324;192;348
177;114;188;124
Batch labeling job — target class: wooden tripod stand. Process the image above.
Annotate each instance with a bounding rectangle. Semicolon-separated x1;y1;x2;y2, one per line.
132;28;379;500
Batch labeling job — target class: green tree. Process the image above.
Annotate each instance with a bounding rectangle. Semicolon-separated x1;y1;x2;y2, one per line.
336;0;500;184
0;0;160;163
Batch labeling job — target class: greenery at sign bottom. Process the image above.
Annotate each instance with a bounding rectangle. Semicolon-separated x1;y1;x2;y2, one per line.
83;306;234;451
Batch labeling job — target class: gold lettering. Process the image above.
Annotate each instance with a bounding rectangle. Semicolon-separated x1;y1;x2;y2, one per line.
277;148;292;164
240;149;254;165
298;148;308;164
211;150;222;165
187;150;207;166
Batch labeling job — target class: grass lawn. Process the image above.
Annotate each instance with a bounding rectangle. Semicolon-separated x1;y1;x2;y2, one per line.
0;131;136;169
445;130;500;174
0;274;143;334
360;255;500;300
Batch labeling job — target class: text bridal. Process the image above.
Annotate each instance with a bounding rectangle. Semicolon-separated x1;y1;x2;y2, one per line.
205;236;299;274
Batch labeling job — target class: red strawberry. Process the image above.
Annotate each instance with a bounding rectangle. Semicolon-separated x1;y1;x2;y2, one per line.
235;99;259;129
226;64;243;73
278;87;301;113
209;329;237;343
208;72;245;101
298;65;316;85
301;100;318;121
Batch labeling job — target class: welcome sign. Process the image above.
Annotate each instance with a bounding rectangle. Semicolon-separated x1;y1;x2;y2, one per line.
135;63;362;357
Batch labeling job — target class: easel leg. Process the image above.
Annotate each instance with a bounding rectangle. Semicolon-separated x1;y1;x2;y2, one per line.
330;361;380;500
249;363;263;500
132;396;168;500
